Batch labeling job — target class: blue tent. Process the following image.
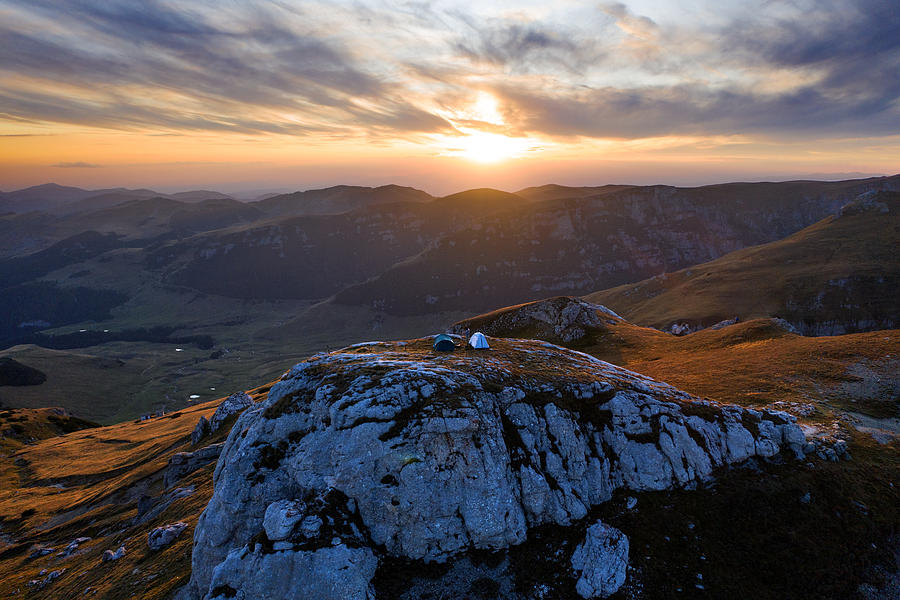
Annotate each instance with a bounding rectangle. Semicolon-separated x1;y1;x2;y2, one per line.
433;333;456;351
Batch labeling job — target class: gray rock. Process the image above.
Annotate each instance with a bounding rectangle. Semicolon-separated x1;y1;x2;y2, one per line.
263;499;305;541
60;537;91;556
28;568;65;589
148;522;188;551
191;416;210;445
204;543;376;600
186;338;805;595
28;546;54;560
209;392;253;433
102;546;126;562
571;520;629;598
164;443;223;489
709;317;739;330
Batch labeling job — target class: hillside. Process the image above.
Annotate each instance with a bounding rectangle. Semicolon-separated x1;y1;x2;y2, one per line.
0;331;896;599
150;188;528;300
0;407;98;454
451;297;900;420
332;177;900;317
585;190;900;335
2;177;899;424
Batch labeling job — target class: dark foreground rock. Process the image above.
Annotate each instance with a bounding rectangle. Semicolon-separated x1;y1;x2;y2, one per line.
180;337;805;599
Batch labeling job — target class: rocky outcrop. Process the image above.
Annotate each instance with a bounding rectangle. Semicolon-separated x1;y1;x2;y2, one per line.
209;392;253;433
148;522;188;551
191;416;210;445
183;337;805;599
451;296;621;345
163;443;223;489
102;546;125;562
571;520;629;598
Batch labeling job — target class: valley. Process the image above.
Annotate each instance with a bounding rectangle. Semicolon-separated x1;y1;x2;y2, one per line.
0;177;897;598
1;177;898;425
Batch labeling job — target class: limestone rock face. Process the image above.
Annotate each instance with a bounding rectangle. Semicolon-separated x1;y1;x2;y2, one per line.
209;392;253;433
185;337;805;598
571;520;629;598
205;543;377;600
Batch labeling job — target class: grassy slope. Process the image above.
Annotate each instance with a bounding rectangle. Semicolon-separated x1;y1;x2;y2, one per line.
585;194;899;331
583;318;900;419
0;408;98;455
0;384;271;600
0;326;897;598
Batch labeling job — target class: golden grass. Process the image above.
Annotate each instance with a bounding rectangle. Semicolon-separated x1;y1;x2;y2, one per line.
585;203;899;329
580;319;899;418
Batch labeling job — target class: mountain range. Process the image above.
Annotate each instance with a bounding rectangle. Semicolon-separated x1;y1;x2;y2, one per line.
0;176;898;423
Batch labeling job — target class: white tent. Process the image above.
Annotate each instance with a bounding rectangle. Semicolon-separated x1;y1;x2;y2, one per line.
469;331;490;349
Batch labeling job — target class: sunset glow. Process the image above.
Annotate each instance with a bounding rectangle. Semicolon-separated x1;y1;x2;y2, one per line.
0;1;897;193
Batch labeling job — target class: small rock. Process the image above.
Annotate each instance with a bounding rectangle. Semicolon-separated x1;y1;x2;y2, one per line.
102;546;126;562
61;537;91;556
191;416;210;445
148;522;188;551
571;520;629;599
28;546;54;559
625;497;638;510
28;568;65;589
799;492;811;504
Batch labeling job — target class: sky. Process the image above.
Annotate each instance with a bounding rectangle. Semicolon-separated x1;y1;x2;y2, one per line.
1;0;898;195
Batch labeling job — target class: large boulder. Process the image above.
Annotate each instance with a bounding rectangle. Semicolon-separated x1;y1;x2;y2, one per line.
571;520;629;598
184;337;805;598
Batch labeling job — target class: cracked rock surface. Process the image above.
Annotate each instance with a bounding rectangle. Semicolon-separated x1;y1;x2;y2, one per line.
183;337;805;599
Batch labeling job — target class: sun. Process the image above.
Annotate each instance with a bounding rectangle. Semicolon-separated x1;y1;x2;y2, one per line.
451;130;532;163
430;92;540;163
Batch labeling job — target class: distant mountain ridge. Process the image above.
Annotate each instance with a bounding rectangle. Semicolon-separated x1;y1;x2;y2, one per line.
0;183;231;216
251;184;433;217
331;176;900;317
584;190;900;335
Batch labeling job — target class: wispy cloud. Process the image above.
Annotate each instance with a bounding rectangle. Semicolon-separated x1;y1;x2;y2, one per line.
0;0;897;143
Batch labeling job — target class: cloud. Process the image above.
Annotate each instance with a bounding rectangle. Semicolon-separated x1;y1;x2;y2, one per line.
0;0;449;137
453;21;600;74
51;162;103;168
0;0;897;144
